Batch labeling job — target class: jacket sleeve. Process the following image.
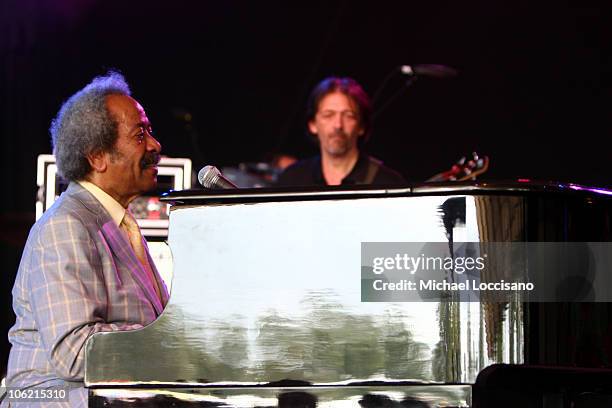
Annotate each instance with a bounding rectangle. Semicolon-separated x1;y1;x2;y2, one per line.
26;214;143;381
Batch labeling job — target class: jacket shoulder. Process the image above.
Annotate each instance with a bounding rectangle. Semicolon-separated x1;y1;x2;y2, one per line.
30;183;107;241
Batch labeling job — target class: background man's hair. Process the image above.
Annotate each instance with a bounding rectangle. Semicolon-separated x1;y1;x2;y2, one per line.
50;71;131;181
305;77;372;143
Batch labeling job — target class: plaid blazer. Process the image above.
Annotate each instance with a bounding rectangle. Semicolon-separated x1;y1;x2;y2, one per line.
3;182;169;407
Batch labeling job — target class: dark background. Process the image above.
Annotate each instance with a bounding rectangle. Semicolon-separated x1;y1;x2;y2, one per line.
0;0;609;375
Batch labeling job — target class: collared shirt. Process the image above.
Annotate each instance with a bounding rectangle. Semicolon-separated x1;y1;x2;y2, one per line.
78;180;125;227
276;153;406;186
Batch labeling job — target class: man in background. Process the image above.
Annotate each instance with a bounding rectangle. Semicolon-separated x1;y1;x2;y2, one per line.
277;77;405;186
2;72;168;407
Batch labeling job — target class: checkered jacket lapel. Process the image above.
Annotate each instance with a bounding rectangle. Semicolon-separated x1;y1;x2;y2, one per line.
71;184;165;315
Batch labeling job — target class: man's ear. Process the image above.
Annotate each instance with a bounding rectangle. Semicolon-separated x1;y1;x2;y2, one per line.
86;149;108;173
308;120;318;136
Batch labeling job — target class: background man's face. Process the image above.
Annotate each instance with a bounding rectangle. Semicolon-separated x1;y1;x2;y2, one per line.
309;91;364;158
103;94;162;204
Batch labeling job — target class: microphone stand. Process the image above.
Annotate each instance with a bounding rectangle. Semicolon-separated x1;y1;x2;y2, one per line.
372;77;416;120
371;63;456;120
371;66;403;105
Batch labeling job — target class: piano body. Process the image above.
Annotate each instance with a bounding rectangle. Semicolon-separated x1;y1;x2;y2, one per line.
84;182;612;407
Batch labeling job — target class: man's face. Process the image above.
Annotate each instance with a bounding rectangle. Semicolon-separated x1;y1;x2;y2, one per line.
309;91;364;158
102;94;161;205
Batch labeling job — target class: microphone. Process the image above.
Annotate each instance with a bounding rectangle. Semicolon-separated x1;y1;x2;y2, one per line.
198;165;238;189
400;64;458;79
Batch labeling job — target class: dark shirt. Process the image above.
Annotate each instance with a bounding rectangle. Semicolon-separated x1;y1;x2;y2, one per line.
276;153;406;187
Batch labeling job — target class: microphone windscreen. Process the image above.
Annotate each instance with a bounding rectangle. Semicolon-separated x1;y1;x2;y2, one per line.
198;165;238;189
198;165;218;188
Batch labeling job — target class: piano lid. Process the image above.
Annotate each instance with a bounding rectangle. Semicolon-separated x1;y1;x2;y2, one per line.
159;180;612;206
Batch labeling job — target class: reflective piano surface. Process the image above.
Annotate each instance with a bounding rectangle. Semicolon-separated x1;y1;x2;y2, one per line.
84;181;612;407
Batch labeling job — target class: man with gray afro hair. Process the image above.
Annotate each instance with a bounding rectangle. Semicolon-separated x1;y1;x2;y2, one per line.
50;71;132;181
4;71;168;407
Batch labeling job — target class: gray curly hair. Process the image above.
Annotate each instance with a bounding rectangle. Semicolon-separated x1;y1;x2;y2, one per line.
50;71;131;181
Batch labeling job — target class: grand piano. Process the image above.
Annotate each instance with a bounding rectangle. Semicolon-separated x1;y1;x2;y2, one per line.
84;182;612;407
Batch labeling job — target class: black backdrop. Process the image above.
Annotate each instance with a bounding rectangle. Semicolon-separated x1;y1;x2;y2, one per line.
0;0;609;373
